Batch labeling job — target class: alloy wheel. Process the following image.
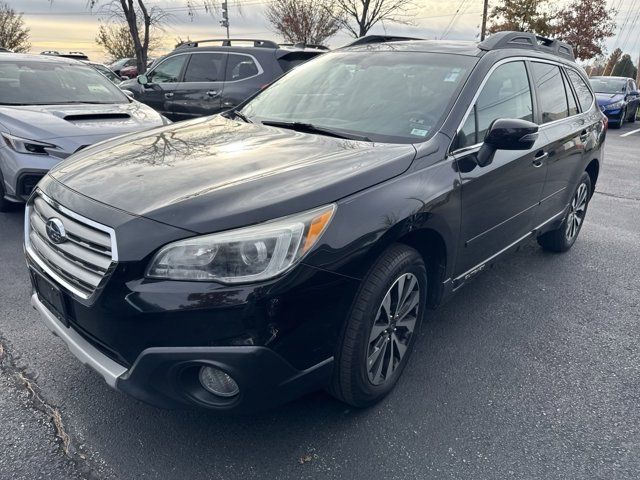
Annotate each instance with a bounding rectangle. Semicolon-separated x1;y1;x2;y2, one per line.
565;182;588;241
366;273;420;386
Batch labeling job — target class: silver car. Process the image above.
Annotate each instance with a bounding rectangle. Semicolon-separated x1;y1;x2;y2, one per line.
0;53;167;211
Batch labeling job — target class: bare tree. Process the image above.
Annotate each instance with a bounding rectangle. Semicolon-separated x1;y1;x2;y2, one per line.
96;22;161;62
266;0;340;45
330;0;415;38
0;2;30;53
81;1;217;74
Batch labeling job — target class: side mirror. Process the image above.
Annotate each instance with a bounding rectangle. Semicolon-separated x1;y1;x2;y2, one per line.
476;118;539;167
137;74;149;86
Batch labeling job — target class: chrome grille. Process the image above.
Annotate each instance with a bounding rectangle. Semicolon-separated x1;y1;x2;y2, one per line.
25;192;117;299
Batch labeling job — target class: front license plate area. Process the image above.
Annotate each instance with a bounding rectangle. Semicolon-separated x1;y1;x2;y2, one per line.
32;271;68;327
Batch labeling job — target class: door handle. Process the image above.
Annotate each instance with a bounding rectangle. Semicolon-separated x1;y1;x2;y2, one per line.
164;92;174;99
207;90;220;97
532;151;548;168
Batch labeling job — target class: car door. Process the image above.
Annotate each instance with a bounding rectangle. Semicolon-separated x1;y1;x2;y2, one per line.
170;52;227;121
626;79;639;119
219;53;266;110
452;60;548;276
137;55;188;119
531;62;587;224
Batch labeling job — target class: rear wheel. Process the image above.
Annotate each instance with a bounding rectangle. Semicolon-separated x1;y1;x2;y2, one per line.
329;244;427;407
537;172;591;253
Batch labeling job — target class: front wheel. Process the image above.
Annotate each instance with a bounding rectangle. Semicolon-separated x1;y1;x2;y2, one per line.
329;244;427;407
537;172;592;253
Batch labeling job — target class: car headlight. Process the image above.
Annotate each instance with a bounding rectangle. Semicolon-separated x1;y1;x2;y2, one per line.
146;204;336;283
604;100;624;111
1;132;56;155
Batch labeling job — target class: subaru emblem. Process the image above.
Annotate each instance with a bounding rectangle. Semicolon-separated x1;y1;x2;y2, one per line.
45;218;67;244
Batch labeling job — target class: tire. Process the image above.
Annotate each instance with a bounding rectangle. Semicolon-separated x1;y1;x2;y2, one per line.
537;172;592;253
329;243;427;407
619;108;626;128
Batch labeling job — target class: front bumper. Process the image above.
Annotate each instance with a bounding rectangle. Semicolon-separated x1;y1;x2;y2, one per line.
602;107;624;123
0;148;62;201
32;293;335;412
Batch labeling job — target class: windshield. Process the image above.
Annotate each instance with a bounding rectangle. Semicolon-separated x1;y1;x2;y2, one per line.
0;60;129;105
590;78;626;94
240;51;476;143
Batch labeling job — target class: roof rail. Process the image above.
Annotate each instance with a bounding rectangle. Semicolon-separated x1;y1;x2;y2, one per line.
478;31;575;61
341;35;423;48
175;38;279;50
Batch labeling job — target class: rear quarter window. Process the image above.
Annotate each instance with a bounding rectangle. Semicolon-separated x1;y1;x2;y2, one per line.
566;69;594;112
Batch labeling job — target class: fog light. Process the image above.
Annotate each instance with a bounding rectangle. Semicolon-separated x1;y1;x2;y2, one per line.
199;366;239;398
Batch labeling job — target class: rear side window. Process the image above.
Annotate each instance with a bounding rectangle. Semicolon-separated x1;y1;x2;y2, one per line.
226;54;260;81
183;53;225;82
566;69;594;111
562;73;579;116
531;62;572;123
457;61;533;148
277;52;322;72
148;55;187;84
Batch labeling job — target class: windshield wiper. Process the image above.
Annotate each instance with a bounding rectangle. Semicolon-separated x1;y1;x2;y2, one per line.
233;110;252;123
261;120;371;142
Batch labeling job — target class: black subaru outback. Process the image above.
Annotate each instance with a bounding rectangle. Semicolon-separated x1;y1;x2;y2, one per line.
26;32;606;413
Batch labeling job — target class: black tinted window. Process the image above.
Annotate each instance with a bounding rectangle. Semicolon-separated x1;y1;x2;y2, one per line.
226;54;260;81
532;62;569;123
148;55;186;84
457;61;533;148
183;53;225;82
566;69;594;111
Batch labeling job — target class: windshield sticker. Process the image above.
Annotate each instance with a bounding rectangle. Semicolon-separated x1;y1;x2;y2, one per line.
444;68;462;83
410;128;429;137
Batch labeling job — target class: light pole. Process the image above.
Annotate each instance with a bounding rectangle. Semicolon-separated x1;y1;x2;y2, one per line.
220;0;229;39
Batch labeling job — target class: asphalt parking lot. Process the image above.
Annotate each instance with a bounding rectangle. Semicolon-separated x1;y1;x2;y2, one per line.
1;122;639;480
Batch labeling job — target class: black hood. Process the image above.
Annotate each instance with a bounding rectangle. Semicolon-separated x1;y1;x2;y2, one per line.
50;116;417;233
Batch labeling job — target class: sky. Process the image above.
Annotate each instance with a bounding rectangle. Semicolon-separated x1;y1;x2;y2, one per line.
6;0;639;65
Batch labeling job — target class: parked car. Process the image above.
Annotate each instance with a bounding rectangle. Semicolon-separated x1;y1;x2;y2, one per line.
84;61;125;85
25;32;605;413
0;53;167;211
590;76;639;127
119;58;155;79
109;57;136;75
41;50;90;61
119;38;325;121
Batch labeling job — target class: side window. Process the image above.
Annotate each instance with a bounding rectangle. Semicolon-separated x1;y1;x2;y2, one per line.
148;55;187;84
531;62;569;123
225;54;260;81
566;69;594;111
456;61;533;149
562;72;579;116
183;53;226;82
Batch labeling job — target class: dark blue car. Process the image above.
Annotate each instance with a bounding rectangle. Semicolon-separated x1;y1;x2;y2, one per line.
590;76;639;127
